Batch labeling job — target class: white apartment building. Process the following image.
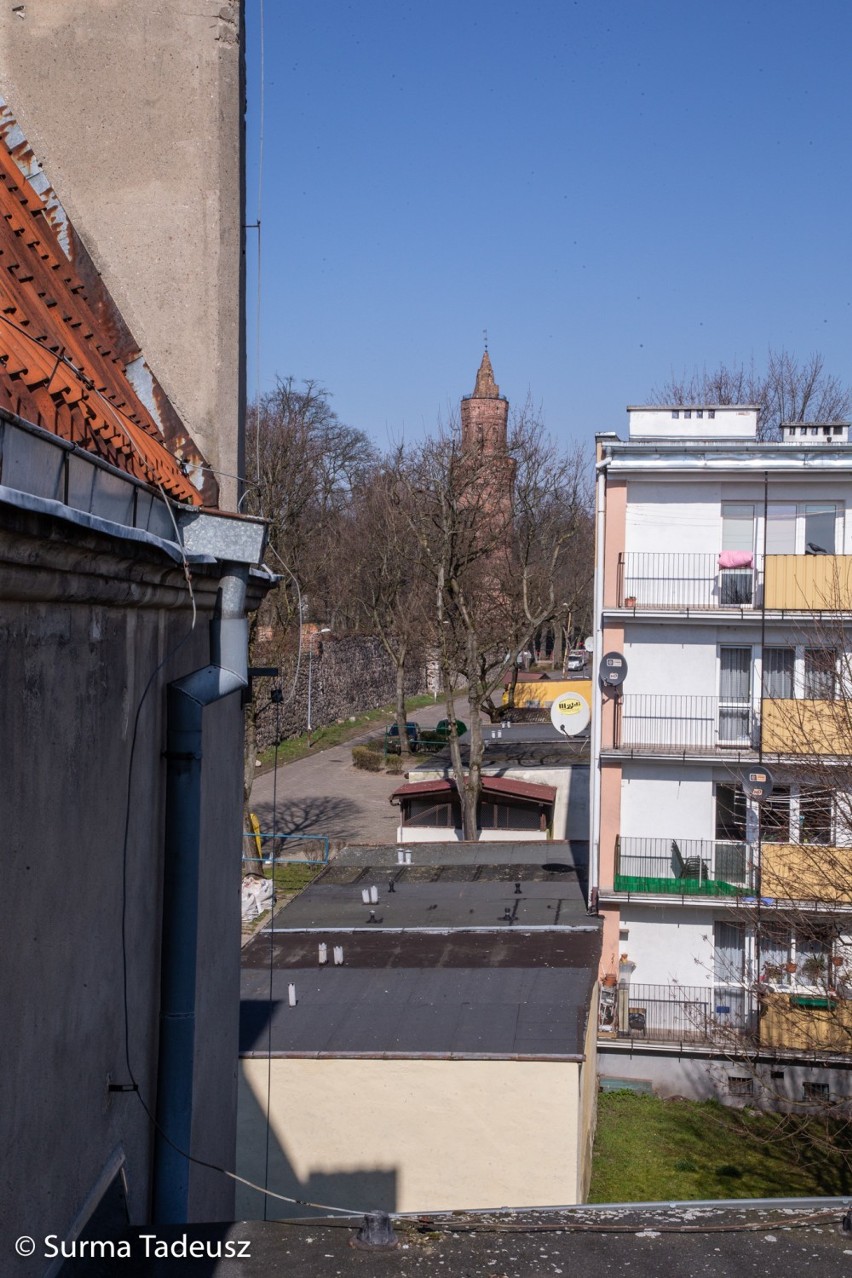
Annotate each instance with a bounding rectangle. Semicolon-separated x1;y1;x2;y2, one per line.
591;406;852;1100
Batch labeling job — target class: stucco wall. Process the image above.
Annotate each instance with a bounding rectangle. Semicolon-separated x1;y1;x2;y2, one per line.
238;1058;581;1217
0;0;244;508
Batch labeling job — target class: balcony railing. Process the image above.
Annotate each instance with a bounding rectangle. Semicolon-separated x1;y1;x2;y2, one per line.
616;983;754;1045
613;695;759;753
764;554;852;611
613;836;754;896
617;553;762;611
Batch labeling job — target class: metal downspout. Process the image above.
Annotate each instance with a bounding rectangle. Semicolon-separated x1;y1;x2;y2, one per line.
152;567;249;1224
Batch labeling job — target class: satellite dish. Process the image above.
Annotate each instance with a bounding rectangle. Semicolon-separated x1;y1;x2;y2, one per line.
583;636;594;653
550;690;591;736
742;766;773;803
599;651;628;687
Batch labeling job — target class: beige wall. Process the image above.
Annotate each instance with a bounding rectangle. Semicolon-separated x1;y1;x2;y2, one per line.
576;988;600;1201
239;1057;582;1217
0;0;244;508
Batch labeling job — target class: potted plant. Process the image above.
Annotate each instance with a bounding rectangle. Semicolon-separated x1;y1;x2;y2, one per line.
800;955;827;985
762;963;784;983
624;595;637;608
784;961;798;975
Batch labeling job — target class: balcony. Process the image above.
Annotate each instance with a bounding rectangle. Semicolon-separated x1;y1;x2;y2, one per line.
759;990;852;1054
616;553;761;611
761;698;852;756
760;842;852;904
612;695;758;754
764;554;852;611
613;836;754;897
612;983;754;1046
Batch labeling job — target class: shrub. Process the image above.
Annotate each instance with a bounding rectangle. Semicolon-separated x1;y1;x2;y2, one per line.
352;745;382;771
384;754;405;774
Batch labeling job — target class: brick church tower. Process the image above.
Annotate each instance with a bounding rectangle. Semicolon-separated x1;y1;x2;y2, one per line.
461;350;509;453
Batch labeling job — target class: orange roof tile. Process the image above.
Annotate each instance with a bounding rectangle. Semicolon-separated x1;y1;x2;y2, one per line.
0;134;207;506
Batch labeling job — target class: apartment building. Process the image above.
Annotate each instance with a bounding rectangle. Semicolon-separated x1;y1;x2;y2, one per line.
590;406;852;1101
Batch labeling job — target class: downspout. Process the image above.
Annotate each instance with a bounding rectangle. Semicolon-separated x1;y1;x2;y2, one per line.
589;455;610;902
152;565;249;1224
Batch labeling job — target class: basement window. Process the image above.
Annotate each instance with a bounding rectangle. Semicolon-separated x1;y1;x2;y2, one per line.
727;1076;753;1096
803;1081;830;1100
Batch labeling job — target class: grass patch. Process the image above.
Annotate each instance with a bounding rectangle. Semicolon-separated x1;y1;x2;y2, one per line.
589;1091;852;1202
255;693;439;769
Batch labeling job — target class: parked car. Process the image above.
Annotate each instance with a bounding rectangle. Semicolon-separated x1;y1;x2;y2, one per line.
384;721;420;754
418;717;468;750
566;650;588;671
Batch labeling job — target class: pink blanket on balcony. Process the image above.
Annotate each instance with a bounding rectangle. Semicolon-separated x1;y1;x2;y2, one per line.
719;550;753;569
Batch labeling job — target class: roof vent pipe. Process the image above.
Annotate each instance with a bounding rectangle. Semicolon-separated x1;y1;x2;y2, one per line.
152;564;250;1226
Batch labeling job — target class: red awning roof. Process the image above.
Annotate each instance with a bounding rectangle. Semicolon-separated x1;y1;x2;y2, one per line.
0;133;206;505
391;776;557;805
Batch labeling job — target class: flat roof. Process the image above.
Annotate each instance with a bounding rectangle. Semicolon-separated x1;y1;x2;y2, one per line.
332;840;590;867
241;927;601;1058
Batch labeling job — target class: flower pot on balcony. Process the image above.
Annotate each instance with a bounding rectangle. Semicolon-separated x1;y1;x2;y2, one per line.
624;596;637;608
784;962;798;974
832;956;844;967
602;973;618;988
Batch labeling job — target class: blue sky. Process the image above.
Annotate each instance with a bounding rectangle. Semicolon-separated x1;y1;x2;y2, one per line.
245;1;852;451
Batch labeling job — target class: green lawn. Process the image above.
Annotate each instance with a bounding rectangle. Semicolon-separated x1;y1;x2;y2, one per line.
589;1091;852;1201
255;692;440;769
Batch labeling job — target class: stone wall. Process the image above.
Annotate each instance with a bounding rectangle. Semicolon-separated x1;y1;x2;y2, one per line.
254;636;429;749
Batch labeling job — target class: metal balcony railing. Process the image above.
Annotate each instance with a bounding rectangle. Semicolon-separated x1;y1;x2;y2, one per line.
613;695;759;753
613;835;754;896
617;983;755;1045
617;553;763;611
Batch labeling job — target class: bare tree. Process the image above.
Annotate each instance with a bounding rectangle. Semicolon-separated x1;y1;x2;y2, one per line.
652;349;852;441
343;457;431;754
241;378;378;808
402;407;592;838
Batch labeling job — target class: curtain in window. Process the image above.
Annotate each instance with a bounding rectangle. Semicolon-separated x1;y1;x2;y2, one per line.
719;648;751;742
714;921;745;984
762;648;794;699
804;649;837;699
804;504;837;554
766;504;796;554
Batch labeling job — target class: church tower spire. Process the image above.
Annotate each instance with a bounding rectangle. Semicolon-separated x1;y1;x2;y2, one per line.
461;349;509;452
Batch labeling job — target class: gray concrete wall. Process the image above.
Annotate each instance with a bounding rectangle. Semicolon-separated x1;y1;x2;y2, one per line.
0;504;245;1269
0;0;244;509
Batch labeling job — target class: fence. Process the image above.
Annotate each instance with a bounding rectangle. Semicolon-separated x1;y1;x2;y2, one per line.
618;553;763;611
242;830;330;866
615;695;759;753
618;983;754;1045
614;835;754;895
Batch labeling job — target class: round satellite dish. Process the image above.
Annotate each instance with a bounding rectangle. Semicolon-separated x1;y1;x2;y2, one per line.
583;636;594;653
742;766;773;802
550;690;591;736
599;651;628;687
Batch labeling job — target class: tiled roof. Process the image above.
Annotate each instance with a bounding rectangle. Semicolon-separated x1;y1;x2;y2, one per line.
0;134;204;505
391;776;558;803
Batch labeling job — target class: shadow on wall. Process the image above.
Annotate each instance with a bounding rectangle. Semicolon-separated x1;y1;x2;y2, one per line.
236;1053;398;1219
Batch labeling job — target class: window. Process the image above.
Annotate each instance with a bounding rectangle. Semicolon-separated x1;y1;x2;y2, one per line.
714;921;745;983
761;787;791;841
407;797;458;828
696;409;704;418
799;788;833;845
803;1081;830;1100
708;410;716;419
804;648;837;699
760;923;791;975
728;1076;753;1096
715;783;748;841
719;647;752;743
804;503;837;554
671;410;680;419
762;648;794;699
479;800;545;831
722;503;755;552
684;410;692;419
766;503;796;554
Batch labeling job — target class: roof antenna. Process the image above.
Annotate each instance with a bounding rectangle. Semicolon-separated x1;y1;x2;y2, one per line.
483;327;488;352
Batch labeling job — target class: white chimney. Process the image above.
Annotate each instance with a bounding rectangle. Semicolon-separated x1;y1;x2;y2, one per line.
780;422;849;444
318;943;328;965
333;946;344;965
288;983;297;1007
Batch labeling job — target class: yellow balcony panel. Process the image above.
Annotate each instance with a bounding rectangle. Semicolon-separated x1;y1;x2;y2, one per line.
764;554;852;611
761;698;852;755
760;990;852;1054
760;842;852;903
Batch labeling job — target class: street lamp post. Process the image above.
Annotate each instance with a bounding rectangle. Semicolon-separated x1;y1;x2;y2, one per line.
306;627;331;733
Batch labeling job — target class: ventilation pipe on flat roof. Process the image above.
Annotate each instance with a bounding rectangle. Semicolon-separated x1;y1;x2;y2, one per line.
152;563;250;1225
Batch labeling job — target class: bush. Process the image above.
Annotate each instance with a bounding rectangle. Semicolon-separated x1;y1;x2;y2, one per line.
352;745;382;771
384;754;405;774
364;737;384;753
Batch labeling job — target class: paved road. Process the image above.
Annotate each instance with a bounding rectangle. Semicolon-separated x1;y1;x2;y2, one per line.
247;701;472;852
